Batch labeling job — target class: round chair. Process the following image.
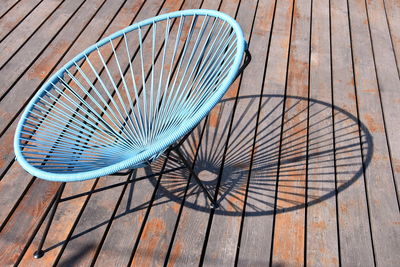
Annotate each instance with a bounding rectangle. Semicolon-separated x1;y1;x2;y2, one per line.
14;9;250;258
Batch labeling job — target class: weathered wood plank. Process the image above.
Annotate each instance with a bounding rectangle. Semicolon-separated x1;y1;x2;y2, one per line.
95;166;166;267
0;178;58;265
0;0;64;69
237;0;294;265
330;0;375;265
348;0;400;265
0;0;42;41
0;0;89;117
18;180;97;267
383;0;400;76
0;0;21;19
271;0;311;265
55;174;128;266
366;0;400;203
306;0;339;265
202;0;273;266
0;164;34;227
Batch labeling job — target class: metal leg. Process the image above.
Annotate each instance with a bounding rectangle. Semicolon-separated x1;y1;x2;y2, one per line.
172;146;219;208
34;182;66;259
234;48;251;80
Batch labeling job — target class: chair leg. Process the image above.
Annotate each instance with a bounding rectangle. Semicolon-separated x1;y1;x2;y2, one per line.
172;146;219;208
33;182;66;259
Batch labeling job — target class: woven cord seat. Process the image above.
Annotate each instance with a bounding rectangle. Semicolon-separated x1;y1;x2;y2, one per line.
14;9;250;259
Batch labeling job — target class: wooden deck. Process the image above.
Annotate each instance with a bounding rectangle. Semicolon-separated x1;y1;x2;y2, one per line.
0;0;399;266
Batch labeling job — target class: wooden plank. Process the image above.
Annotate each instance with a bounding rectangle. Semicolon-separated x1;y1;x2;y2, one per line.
237;0;294;265
348;0;400;265
0;126;14;176
0;0;64;69
330;0;375;265
0;0;90;97
0;0;21;18
0;0;42;41
54;174;129;266
0;163;34;226
306;0;339;265
271;0;311;265
383;0;400;76
0;0;88;107
366;0;400;202
94;165;173;267
201;0;275;266
17;180;97;267
0;178;59;265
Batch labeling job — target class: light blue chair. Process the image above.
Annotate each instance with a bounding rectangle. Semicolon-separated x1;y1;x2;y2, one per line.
14;9;250;258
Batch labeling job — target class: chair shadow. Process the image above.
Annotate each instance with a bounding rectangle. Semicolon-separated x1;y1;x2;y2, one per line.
145;94;373;216
43;93;373;252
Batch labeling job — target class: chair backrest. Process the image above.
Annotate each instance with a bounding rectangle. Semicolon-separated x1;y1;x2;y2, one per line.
14;9;246;181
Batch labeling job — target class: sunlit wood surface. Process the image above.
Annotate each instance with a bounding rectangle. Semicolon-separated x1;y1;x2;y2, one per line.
0;0;399;266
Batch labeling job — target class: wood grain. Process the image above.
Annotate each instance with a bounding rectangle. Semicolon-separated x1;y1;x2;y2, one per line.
0;0;63;68
366;0;400;203
0;0;22;18
271;0;311;265
0;0;399;265
306;0;339;265
348;0;400;265
202;0;274;266
331;0;375;265
0;0;42;41
383;0;400;77
237;0;294;265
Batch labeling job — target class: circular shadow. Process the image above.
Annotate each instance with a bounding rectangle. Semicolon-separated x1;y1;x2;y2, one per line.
147;94;373;216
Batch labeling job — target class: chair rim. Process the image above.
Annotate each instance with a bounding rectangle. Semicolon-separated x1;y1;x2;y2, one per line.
14;9;246;182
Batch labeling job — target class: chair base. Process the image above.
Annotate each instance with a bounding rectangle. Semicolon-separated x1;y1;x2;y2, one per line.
32;145;217;259
33;250;44;259
170;146;219;208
